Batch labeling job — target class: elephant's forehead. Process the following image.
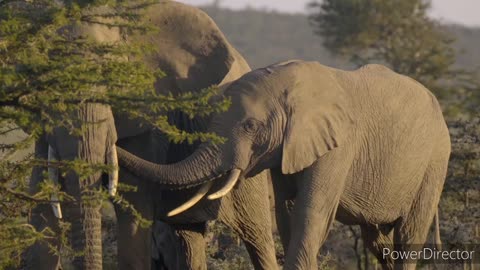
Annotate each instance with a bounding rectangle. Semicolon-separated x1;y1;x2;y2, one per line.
226;92;271;120
226;82;283;121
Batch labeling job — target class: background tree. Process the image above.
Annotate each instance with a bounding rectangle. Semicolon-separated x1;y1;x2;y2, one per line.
308;0;479;116
0;0;228;268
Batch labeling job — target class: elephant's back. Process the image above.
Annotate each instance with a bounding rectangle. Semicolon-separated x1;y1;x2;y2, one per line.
337;65;450;224
344;64;448;159
337;64;445;129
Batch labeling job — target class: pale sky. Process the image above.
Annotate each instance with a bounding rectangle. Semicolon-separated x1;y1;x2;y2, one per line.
178;0;480;27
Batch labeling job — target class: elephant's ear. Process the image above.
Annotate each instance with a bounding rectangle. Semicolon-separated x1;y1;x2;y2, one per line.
139;1;251;93
281;63;353;174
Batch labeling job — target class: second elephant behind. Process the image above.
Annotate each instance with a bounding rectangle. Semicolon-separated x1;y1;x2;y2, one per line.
26;1;278;270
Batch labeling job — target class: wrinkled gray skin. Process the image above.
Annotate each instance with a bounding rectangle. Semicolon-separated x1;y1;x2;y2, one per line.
118;60;451;270
25;2;276;270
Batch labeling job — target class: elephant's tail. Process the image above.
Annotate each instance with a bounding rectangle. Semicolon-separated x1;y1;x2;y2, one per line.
434;209;442;249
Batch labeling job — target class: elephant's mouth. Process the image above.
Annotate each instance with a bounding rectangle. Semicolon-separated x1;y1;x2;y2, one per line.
166;168;242;217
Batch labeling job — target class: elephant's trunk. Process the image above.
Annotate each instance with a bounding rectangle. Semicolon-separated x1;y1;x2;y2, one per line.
64;173;103;270
81;205;102;269
62;103;115;269
117;144;224;189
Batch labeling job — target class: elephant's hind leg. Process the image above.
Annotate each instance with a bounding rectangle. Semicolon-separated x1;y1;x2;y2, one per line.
360;224;394;270
392;157;448;270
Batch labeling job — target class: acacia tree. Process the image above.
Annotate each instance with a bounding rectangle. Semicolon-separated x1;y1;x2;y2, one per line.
308;0;479;116
0;0;228;268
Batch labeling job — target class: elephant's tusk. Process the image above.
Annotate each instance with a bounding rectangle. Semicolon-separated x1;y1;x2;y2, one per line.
48;145;62;219
207;169;241;200
167;181;214;217
51;194;62;219
107;144;119;196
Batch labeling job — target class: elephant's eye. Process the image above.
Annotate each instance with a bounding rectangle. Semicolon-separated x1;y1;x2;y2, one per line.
243;118;260;134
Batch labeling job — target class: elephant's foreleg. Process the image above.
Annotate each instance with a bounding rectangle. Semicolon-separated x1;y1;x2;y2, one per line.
284;151;352;270
271;168;296;254
235;226;278;270
114;170;153;270
220;171;278;270
115;205;153;270
152;221;178;269
173;223;207;270
283;182;339;270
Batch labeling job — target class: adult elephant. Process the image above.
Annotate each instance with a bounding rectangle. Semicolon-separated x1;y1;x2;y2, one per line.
25;1;277;270
117;60;451;270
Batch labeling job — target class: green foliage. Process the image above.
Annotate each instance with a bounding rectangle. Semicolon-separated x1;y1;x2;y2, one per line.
308;0;480;116
0;222;53;268
0;0;229;268
309;0;454;80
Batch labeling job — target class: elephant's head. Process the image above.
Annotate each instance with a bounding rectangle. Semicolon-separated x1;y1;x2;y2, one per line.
117;60;354;214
